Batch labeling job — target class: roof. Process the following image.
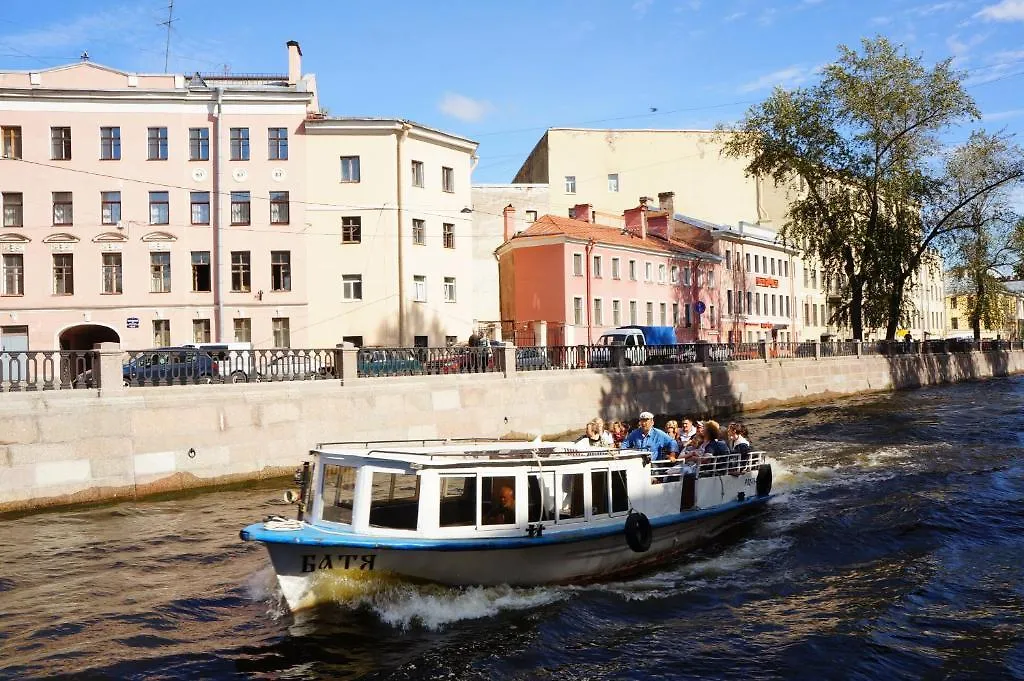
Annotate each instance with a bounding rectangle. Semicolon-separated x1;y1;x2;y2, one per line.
313;439;640;468
511;214;714;259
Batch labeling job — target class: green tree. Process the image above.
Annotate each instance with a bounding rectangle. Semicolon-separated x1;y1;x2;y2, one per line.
722;36;1023;340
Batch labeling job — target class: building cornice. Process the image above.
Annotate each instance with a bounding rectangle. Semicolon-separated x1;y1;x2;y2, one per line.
0;87;313;105
495;232;720;262
305;118;478;153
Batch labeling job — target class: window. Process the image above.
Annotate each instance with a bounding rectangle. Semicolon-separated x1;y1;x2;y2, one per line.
443;223;455;249
746;252;752;272
707;270;714;287
771;258;776;275
340;155;360;182
762;255;768;274
412;219;425;245
2;254;24;296
1;126;22;159
268;127;288;160
52;192;73;225
684;303;691;327
612;299;622;326
660;302;667;325
193;319;211;344
612;257;621;279
439;475;476;527
233;318;252;343
645;262;653;282
670;265;679;284
147;127;168;160
747;291;753;313
230;192;250;225
573;297;584;325
629;259;637;281
321;464;357;524
565;176;576;194
783;261;789;277
727;289;733;315
370;471;420;530
271;251;291;291
526;210;538;222
737;290;744;314
149;191;169;225
658;264;666;283
192;251;211;292
813;304;819;326
272;318;291;347
709;304;715;324
230;127;250;160
101;253;122;294
646;302;654;325
951;296;958;308
150;252;171;293
231;251;251;292
51;127;71;160
593;299;604;326
608;173;619;192
53;253;73;295
441;166;455;193
951;317;959;330
557;472;585;521
683;267;691;286
191;191;210;225
100;126;120;160
672;302;679;325
444;276;456;302
342;216;361;244
771;295;777;316
593;255;602;278
446;335;458;346
270;191;290;224
413;275;427;302
573;253;583;276
411;160;424;187
342;274;362;300
2;192;23;227
810;269;817;289
101;191;121;225
725;251;731;270
189;127;209;161
153;320;170;347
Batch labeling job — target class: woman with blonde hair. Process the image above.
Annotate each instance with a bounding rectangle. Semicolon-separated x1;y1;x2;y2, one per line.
575;417;614;448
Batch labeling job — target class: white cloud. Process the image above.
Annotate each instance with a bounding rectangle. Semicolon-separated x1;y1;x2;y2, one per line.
909;2;961;16
946;32;989;62
723;10;747;21
758;7;779;25
0;5;152;53
438;93;493;123
982;108;1024;121
871;15;894;24
632;0;654;16
976;0;1024;21
737;64;821;93
964;49;1024;85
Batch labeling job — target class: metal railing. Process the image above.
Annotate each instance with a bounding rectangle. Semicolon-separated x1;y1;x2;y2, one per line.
649;450;767;483
0;350;95;392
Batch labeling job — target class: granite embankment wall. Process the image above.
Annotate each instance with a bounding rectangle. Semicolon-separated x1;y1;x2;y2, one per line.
2;349;1023;513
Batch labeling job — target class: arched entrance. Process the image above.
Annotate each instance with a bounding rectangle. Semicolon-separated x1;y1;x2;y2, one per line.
59;324;120;351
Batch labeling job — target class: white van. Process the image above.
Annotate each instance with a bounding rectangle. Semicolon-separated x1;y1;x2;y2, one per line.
182;342;256;383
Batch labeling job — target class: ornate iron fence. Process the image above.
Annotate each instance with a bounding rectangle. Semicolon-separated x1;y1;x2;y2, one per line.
0;350;95;392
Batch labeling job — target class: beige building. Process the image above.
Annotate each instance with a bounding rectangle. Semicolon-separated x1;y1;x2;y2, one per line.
303;118;478;348
0;42;316;353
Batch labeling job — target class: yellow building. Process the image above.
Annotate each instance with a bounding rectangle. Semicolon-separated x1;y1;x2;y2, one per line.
946;289;1022;339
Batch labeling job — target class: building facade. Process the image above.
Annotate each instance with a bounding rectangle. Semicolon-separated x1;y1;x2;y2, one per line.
303;118;478;348
0;42;316;352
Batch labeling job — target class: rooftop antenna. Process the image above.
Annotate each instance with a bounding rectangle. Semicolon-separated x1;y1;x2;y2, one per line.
160;0;176;73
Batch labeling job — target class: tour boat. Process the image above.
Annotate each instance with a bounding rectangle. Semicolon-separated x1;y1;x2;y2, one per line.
240;438;774;612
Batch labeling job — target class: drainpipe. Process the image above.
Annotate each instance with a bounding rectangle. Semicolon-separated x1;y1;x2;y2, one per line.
585;238;595;345
395;122;411;346
212;86;225;342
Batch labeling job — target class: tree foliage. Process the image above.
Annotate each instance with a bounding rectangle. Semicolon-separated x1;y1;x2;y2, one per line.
722;36;1024;340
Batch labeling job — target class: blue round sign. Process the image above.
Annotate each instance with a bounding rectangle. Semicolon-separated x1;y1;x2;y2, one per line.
695;301;706;315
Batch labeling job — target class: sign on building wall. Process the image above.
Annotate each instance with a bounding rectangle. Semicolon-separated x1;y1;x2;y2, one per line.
126;317;140;329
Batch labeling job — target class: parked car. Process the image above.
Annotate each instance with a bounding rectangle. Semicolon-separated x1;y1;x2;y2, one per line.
182;342;256;383
357;349;423;377
261;353;327;381
515;347;551;370
123;348;217;386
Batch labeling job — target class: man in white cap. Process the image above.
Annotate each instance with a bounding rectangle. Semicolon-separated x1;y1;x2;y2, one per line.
621;411;678;461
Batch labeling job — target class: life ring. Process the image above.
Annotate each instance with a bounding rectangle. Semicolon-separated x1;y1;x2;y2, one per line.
756;463;773;497
624;512;652;553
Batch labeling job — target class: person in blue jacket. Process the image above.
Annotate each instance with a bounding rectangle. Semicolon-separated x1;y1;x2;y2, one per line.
621;411;679;461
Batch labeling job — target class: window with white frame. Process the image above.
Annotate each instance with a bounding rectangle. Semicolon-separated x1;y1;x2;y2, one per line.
672;302;679;325
2;253;24;296
150;252;171;293
573;253;583;276
670;265;678;283
340;155;360;182
659;302;667;325
565;176;576;194
342;274;362;300
443;276;456;302
629;259;637;280
573;297;584;325
612;299;621;326
442;223;455;249
100;126;120;160
413;275;427;302
645;262;652;282
272;318;290;347
706;269;714;287
593;298;603;326
411;160;424;187
607;173;619;192
441;166;455;193
725;251;731;270
233;318;251;343
646;302;654;325
629;300;638;324
593;255;602;278
153;319;170;346
412;219;425;245
231;252;251;292
658;264;666;283
611;257;620;279
683;267;691;286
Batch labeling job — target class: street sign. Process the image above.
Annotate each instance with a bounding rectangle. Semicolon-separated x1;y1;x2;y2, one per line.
126;316;140;329
695;301;706;315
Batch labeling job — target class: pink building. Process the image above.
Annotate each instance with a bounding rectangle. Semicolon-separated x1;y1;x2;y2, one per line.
0;42;317;353
495;202;722;346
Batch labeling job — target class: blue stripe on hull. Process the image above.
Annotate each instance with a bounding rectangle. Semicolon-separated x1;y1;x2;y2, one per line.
242;494;772;551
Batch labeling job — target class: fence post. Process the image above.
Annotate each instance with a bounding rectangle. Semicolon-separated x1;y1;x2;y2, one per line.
758;340;768;362
854;340;862;358
95;342;126;395
813;340;821;360
533;320;547;348
336;342;361;385
501;344;516;378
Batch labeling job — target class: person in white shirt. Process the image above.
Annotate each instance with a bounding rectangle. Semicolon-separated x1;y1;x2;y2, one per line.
575;417;614;448
679;418;698;446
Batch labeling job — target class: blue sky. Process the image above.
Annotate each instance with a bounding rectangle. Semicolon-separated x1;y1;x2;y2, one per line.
1;0;1022;184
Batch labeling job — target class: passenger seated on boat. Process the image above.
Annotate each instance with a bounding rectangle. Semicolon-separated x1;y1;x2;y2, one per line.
701;420;732;475
680;418;698;444
728;422;752;472
622;411;678;482
608;420;628;448
484;484;516;525
575;417;614;448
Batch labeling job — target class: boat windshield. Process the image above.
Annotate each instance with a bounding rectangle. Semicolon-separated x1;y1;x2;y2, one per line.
321;464;356;524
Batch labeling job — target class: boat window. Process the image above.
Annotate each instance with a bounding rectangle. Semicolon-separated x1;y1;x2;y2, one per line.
528;472;555;522
482;475;516;525
592;470;609;516
320;464;356;524
611;470;629;514
369;471;420;530
439;475;476;527
558;473;585;521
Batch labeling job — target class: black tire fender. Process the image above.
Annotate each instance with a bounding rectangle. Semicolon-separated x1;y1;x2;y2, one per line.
625;512;652;553
756;463;773;497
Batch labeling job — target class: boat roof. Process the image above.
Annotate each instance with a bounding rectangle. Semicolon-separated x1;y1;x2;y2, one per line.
312;438;644;469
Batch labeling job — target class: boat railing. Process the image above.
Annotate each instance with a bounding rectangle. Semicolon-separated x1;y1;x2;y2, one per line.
315;438;633;462
648;450;767;483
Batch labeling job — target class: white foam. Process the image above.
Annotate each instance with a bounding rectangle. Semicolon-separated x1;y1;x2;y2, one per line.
365;583;568;630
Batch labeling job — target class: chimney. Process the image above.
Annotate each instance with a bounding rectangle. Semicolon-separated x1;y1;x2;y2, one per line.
503;204;515;242
286;40;302;86
639;197;649;239
570;203;593;223
657;191;675;218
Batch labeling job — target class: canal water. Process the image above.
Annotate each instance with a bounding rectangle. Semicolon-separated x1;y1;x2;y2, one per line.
2;377;1023;680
